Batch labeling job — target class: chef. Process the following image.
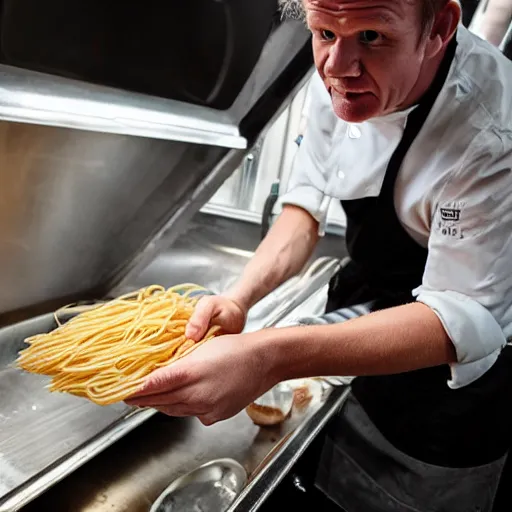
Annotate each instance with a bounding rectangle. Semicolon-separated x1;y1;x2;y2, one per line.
127;0;512;510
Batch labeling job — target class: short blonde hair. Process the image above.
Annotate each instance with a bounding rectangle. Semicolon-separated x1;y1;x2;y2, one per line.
278;0;306;21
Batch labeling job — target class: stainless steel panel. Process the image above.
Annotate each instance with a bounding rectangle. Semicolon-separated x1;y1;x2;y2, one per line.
0;120;233;320
113;213;342;334
19;385;337;512
0;18;313;323
0;20;311;151
0;312;154;512
113;211;344;300
0;11;316;511
228;387;351;512
0;65;246;149
228;20;311;124
1;212;342;511
149;458;247;512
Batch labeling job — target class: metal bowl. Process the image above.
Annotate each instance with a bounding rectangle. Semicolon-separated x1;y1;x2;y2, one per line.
150;458;247;512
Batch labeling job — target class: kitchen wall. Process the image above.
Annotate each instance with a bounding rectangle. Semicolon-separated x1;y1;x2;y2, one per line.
205;77;347;231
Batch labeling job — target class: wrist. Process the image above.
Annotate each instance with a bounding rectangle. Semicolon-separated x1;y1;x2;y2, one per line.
223;288;252;316
243;329;284;391
246;326;322;387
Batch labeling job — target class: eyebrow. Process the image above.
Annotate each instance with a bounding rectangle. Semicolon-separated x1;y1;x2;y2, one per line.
308;9;398;28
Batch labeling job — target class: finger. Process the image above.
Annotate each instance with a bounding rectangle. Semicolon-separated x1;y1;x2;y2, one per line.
128;365;191;399
125;386;193;407
199;414;219;426
155;404;208;417
186;298;217;341
155;405;188;417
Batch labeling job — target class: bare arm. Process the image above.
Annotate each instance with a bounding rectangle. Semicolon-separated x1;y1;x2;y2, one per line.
186;205;319;340
226;204;319;311
264;302;457;382
129;302;457;425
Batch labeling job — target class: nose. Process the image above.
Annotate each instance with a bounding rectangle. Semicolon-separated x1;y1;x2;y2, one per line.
324;38;361;78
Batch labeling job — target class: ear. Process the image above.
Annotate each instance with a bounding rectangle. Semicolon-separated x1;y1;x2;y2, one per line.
424;0;461;59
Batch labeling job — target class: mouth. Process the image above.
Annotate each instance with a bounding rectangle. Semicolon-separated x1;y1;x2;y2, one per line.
329;87;370;100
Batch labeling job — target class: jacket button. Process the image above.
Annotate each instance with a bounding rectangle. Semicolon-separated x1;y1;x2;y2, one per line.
348;125;362;139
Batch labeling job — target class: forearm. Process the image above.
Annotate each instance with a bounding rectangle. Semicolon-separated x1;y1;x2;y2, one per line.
226;205;319;311
480;0;512;45
257;302;457;383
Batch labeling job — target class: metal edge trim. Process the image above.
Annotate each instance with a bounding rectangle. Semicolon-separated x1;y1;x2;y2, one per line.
0;111;247;150
228;386;351;512
0;64;247;150
0;408;156;512
200;205;263;225
2;254;339;510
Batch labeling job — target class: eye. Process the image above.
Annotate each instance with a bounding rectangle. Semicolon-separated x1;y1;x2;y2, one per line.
359;30;382;44
320;29;336;41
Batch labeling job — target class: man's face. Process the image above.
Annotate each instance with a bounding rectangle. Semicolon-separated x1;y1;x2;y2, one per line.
304;0;429;122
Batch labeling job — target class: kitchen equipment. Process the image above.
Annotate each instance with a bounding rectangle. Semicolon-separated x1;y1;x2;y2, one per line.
0;1;314;508
150;459;247;512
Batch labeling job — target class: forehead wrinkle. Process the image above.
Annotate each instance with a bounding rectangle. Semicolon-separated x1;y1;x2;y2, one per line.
308;9;398;28
306;0;403;23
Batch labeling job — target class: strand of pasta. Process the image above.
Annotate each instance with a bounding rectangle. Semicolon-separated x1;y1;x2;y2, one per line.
16;284;218;405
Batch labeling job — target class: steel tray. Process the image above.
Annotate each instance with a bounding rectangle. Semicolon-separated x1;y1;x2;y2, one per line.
0;312;156;512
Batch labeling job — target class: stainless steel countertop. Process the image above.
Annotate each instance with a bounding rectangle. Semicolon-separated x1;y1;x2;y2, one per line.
5;213;346;511
21;384;349;512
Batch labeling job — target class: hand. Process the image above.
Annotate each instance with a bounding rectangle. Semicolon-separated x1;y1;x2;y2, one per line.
185;295;247;342
125;333;274;425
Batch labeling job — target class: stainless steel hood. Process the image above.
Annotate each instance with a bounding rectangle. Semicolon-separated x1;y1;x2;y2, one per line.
0;2;315;509
0;4;313;324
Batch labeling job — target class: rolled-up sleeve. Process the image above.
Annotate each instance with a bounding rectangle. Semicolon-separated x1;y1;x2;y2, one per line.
414;132;512;388
277;72;336;225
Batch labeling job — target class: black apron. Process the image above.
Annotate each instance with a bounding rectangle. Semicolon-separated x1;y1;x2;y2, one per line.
325;36;512;469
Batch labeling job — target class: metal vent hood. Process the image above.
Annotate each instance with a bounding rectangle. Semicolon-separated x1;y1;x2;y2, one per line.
0;0;314;325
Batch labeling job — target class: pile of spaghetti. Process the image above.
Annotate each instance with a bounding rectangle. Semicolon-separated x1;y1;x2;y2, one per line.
16;284;218;406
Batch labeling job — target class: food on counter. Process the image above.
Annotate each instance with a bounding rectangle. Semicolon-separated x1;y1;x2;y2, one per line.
292;384;313;410
246;402;291;426
246;382;295;427
247;379;319;426
16;284;218;406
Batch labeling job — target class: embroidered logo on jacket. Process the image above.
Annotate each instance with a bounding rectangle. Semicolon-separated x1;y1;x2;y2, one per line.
440;208;461;222
436;202;464;239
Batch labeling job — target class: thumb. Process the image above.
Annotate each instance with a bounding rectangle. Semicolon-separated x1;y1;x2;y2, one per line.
128;363;188;399
186;297;216;341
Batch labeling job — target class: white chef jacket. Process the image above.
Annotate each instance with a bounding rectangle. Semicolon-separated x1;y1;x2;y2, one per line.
278;26;512;389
